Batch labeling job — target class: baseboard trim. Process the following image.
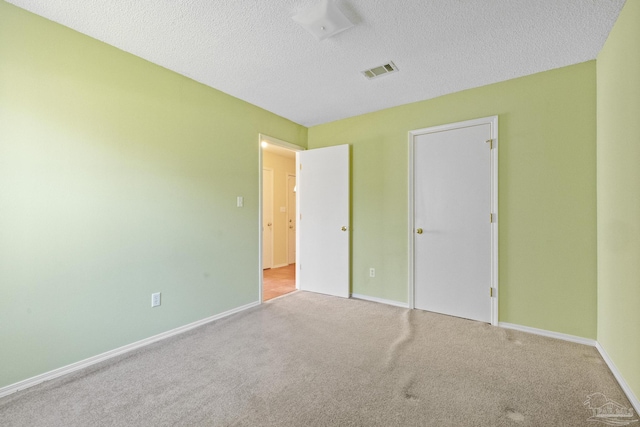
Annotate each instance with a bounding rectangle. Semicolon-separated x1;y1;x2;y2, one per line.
350;293;409;308
595;342;640;414
499;323;639;414
3;303;638;417
271;263;288;269
0;300;260;399
498;322;597;347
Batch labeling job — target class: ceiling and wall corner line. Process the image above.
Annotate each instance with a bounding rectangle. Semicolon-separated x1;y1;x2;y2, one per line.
4;0;627;127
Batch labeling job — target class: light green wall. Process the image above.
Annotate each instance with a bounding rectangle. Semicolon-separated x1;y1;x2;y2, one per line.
0;1;306;388
4;0;625;394
309;62;598;339
597;0;640;403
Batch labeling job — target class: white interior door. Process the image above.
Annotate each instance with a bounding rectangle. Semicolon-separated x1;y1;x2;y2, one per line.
262;168;274;269
413;120;495;323
297;145;350;298
287;174;297;265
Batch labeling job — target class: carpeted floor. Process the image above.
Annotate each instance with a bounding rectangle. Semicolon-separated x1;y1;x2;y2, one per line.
1;291;635;426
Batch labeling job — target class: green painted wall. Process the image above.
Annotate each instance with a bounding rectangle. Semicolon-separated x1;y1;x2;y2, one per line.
309;62;598;339
0;1;306;388
597;0;640;403
4;0;623;394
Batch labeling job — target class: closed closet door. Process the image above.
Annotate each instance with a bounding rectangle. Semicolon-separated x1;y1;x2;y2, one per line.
414;122;493;323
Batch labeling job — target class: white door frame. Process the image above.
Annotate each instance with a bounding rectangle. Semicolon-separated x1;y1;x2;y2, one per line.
258;134;304;303
408;116;499;325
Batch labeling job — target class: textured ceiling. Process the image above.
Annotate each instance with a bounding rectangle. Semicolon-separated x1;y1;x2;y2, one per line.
7;0;626;127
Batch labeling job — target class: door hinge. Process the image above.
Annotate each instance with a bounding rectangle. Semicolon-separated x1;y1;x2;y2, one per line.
299;164;302;170
486;139;493;150
490;287;494;297
490;213;494;223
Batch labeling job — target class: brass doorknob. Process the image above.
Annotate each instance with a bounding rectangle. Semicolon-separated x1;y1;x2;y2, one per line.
416;228;423;234
341;226;348;231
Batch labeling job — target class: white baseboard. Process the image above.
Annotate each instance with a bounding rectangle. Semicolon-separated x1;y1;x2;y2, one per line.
271;263;288;269
596;342;640;415
350;293;409;308
498;322;597;347
497;323;640;411
0;300;260;399
3;302;638;418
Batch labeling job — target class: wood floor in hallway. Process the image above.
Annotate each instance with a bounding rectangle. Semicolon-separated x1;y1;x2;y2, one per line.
263;264;296;301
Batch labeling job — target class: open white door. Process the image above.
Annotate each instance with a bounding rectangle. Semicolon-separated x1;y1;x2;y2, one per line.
297;145;350;298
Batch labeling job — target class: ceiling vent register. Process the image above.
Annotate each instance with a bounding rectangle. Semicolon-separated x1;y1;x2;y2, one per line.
362;62;399;80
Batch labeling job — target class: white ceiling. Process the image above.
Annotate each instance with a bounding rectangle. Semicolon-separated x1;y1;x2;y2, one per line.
7;0;626;127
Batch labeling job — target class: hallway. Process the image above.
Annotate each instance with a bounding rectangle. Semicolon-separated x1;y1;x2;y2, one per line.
263;264;296;301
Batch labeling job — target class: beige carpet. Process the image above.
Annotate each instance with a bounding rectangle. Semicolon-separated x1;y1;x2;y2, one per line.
1;291;635;426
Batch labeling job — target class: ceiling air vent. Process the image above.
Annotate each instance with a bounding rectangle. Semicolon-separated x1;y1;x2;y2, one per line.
362;62;398;80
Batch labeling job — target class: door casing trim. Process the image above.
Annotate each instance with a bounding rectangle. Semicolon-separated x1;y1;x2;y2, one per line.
408;116;498;325
258;134;305;303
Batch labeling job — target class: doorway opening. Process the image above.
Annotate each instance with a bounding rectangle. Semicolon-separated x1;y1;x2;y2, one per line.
259;135;303;302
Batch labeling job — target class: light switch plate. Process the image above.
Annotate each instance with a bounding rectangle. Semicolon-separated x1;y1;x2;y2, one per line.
151;292;161;307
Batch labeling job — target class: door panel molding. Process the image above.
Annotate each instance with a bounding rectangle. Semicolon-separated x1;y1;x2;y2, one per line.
408;116;498;325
